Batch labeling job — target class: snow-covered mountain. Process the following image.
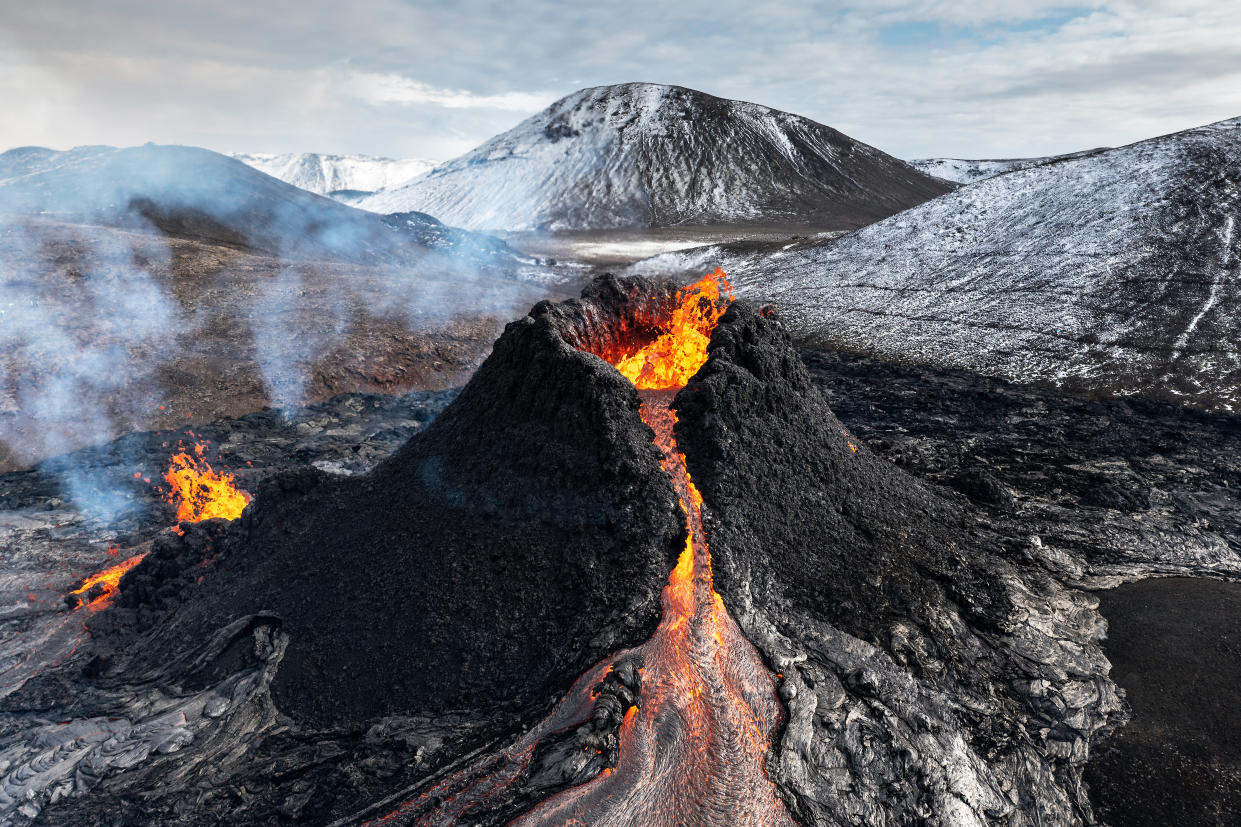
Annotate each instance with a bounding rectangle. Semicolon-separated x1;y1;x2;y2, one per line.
229;152;437;200
909;148;1108;185
360;83;953;231
632;116;1241;411
0;144;525;272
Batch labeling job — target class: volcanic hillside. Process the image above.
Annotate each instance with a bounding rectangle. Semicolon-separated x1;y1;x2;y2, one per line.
0;144;516;267
636;115;1241;411
359;83;953;231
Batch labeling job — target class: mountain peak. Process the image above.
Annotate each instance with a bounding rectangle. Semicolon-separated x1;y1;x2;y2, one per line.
360;84;951;231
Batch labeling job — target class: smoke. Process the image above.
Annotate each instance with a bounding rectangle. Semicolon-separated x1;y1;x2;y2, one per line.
0;212;183;519
0;217;179;457
0;142;543;519
250;267;348;412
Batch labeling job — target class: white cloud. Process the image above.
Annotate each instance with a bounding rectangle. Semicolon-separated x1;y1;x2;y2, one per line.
348;72;556;112
0;0;1237;161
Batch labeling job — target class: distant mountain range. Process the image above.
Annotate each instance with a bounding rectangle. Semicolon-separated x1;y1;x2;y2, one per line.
632;116;1241;411
229;152;437;203
910;148;1110;184
0;144;523;272
359;83;953;231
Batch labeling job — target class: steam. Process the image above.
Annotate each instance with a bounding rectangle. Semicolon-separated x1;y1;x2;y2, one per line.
0;143;543;519
250;267;348;412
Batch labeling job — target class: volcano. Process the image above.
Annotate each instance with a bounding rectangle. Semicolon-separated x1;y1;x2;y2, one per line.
18;274;1123;826
358;83;953;232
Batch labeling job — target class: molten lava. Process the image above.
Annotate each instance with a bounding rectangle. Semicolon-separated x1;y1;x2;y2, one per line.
68;553;147;610
613;269;734;390
519;270;791;825
164;442;250;523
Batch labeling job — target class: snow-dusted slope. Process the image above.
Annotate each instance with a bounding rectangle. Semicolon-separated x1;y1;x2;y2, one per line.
229;152;437;199
360;83;953;231
0;144;529;273
909;148;1108;185
634;116;1241;411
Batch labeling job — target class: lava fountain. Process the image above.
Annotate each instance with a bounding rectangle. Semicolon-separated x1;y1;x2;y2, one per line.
65;443;249;611
164;441;251;523
374;271;794;826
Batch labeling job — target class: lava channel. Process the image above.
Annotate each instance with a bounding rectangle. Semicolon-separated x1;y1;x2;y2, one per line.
370;271;793;826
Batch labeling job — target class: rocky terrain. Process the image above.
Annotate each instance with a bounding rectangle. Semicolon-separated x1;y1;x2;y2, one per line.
633;115;1241;412
0;279;1235;824
793;347;1241;827
359;83;952;231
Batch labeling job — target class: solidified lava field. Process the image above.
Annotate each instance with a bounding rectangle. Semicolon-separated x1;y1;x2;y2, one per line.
0;274;1236;825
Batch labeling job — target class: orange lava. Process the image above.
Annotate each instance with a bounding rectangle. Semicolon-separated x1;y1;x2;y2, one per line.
68;553;147;610
613;269;734;390
164;442;250;523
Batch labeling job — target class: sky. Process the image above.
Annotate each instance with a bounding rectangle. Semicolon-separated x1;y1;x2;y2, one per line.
2;0;1239;162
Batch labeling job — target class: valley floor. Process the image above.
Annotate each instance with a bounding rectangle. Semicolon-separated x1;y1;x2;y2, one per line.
500;224;846;267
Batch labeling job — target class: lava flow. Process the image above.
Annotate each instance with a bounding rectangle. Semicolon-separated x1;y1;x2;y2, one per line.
164;441;251;523
65;443;248;611
66;552;147;610
372;271;793;826
516;271;794;826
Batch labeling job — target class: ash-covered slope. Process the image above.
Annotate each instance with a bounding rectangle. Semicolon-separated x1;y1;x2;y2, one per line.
90;295;684;729
909;148;1108;185
674;304;1121;826
0;144;519;269
360;83;952;231
649;115;1241;411
229;152;437;200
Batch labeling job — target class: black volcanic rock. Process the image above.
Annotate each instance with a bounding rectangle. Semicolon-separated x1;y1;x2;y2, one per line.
675;304;1123;826
361;83;953;231
90;281;686;731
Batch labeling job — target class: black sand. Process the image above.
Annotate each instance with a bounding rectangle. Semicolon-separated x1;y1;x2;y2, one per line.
1086;577;1241;826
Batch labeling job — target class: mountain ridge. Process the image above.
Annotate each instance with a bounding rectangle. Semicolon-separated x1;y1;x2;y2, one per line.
631;114;1241;411
229;151;437;201
0;143;525;271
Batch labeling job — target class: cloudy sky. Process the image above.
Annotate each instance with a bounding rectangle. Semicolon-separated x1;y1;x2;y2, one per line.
2;0;1239;162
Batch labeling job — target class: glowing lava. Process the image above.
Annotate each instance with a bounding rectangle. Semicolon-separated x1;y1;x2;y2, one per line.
519;270;792;825
68;553;147;610
613;269;734;390
164;442;250;523
514;390;795;825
